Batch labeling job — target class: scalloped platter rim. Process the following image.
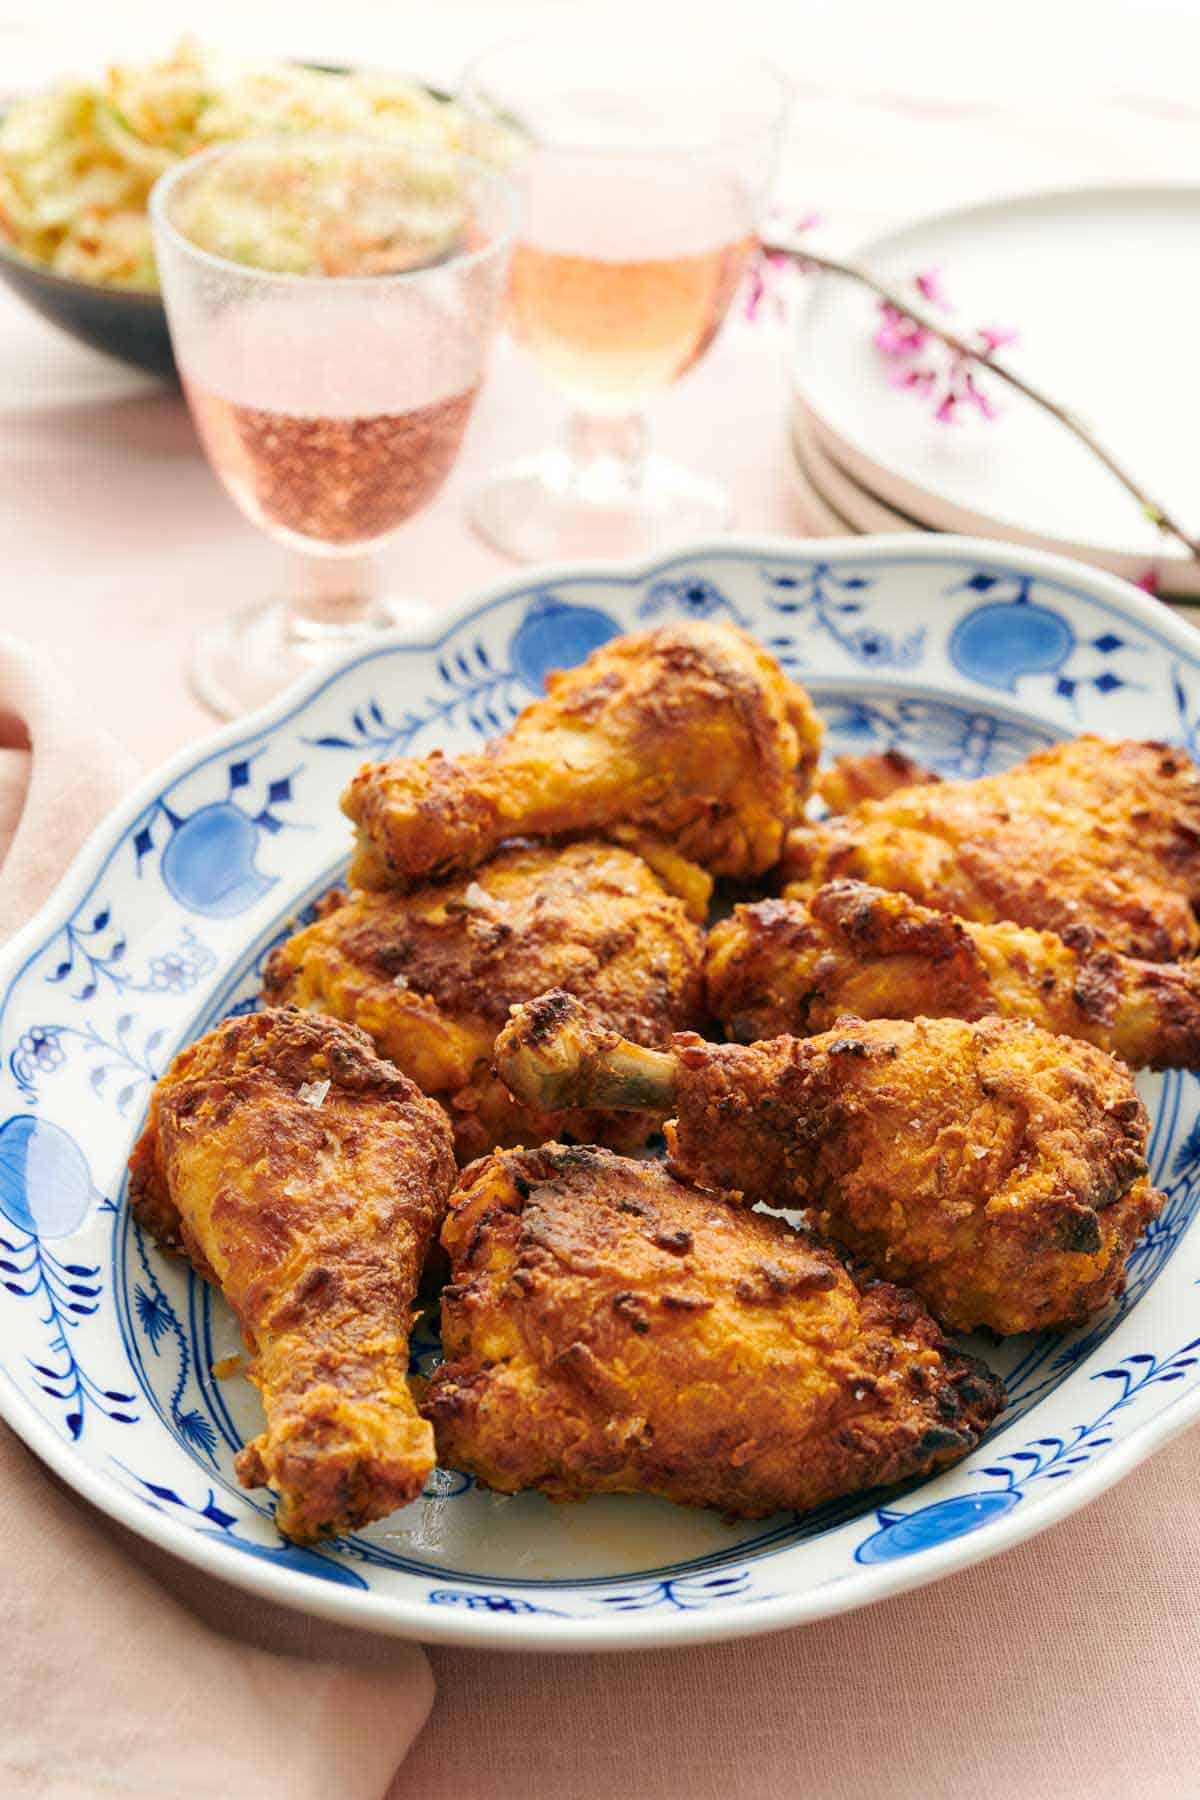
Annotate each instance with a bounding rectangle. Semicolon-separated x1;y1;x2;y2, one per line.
2;531;1200;1652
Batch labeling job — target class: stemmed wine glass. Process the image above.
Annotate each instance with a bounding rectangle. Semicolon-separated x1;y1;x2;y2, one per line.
151;136;516;718
461;34;789;562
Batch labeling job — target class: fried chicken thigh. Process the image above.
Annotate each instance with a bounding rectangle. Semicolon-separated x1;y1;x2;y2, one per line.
342;623;823;892
784;736;1200;960
263;840;705;1161
423;1144;1004;1516
708;881;1200;1069
128;1008;456;1542
495;992;1162;1336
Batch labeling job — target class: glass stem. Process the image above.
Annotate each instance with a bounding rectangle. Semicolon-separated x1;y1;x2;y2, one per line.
283;551;383;646
563;408;650;501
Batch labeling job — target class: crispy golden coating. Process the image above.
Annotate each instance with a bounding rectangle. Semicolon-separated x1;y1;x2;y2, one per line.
262;840;706;1161
494;993;1162;1336
707;881;1200;1069
783;736;1200;960
815;749;938;815
423;1144;1004;1516
342;623;823;891
128;1008;456;1543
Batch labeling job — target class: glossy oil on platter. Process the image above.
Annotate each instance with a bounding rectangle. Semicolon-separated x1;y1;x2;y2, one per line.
2;533;1199;1651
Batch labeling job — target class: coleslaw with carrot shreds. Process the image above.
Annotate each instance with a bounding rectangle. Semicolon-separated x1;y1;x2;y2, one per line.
0;41;467;291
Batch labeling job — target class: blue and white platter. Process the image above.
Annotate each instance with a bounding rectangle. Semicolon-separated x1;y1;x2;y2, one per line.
3;533;1200;1652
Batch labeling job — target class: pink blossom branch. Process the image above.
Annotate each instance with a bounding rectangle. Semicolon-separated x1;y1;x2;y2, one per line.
763;237;1200;562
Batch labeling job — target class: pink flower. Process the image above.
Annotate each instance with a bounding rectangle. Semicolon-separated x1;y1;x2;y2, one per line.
978;324;1019;356
743;210;824;323
914;266;951;309
963;369;997;419
874;303;930;359
890;365;937;393
873;269;1017;426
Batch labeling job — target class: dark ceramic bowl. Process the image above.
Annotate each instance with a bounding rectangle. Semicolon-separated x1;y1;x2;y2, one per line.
0;239;175;376
0;72;452;380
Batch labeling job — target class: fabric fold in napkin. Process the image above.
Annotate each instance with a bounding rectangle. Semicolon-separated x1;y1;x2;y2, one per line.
0;634;137;941
0;634;434;1798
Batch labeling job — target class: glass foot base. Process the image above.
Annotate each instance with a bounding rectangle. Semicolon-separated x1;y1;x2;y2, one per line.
467;448;732;563
190;594;434;719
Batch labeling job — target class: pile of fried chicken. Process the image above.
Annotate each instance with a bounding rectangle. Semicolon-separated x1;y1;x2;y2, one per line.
128;622;1200;1543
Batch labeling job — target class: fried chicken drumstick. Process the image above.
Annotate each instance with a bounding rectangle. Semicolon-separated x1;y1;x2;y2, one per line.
708;881;1200;1069
342;623;823;892
263;840;705;1161
495;993;1162;1336
422;1144;1004;1516
129;1009;456;1542
784;736;1200;961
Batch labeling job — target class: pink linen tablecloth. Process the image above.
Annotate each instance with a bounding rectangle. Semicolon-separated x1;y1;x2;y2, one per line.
5;82;1200;1800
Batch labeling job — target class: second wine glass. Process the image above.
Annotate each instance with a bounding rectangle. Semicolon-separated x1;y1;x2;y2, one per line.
462;34;789;562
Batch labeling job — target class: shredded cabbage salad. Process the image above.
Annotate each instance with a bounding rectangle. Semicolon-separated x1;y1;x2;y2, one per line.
0;41;466;290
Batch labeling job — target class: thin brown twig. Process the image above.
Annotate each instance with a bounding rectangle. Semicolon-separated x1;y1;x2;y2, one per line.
764;238;1200;563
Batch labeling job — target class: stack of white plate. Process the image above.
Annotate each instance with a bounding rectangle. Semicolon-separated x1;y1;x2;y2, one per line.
789;185;1200;600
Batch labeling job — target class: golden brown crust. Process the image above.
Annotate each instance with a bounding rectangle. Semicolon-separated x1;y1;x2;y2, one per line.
706;881;1200;1068
815;749;938;815
423;1145;1003;1515
263;840;706;1160
341;623;823;889
128;1007;456;1542
664;1016;1162;1336
783;736;1200;960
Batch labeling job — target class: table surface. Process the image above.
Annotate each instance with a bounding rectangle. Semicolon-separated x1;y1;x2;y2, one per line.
5;6;1200;1798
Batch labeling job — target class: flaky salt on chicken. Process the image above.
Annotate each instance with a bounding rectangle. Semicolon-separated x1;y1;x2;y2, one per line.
494;991;1162;1337
341;622;823;894
422;1144;1004;1517
783;736;1200;961
128;1008;456;1543
707;880;1200;1069
262;839;706;1161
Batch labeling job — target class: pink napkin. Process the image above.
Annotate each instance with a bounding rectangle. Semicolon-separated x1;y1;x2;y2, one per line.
0;635;433;1798
0;635;140;940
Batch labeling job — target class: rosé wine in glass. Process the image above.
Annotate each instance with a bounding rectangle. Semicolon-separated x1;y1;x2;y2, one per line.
183;382;480;548
178;290;484;551
507;158;755;414
463;36;788;562
150;137;515;717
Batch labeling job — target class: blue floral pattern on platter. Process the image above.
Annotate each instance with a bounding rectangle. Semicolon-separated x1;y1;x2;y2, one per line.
2;538;1200;1647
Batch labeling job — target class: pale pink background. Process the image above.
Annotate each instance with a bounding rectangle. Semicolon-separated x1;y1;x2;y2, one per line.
5;8;1200;1794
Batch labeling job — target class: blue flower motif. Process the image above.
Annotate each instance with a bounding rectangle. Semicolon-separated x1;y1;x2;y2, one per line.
143;933;216;995
761;564;924;668
16;1027;64;1074
146;951;192;992
428;1590;566;1615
